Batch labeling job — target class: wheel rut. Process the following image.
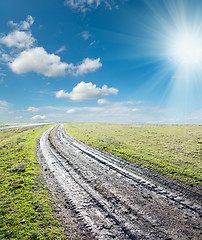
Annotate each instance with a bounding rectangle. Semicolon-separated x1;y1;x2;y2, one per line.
38;124;202;240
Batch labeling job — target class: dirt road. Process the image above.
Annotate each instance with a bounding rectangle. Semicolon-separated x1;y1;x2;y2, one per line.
37;124;202;240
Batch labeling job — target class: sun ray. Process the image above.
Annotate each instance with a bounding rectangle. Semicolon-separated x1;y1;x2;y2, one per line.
132;0;202;119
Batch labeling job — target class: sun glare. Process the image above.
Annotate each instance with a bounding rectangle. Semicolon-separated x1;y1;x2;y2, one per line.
170;31;202;67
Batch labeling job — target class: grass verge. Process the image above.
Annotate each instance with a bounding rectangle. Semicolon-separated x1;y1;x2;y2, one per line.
0;125;65;240
65;123;202;186
0;123;22;126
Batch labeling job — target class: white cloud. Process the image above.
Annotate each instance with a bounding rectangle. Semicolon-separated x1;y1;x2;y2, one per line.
89;40;96;46
68;106;105;113
27;106;40;112
55;45;66;54
0;100;9;113
66;108;76;114
64;103;172;124
1;16;102;78
1;53;13;63
64;0;120;12
9;47;70;77
8;15;34;31
84;107;104;112
55;90;69;98
186;108;202;123
72;57;102;76
32;115;46;120
82;31;91;40
64;0;101;12
97;98;110;105
0;16;35;49
132;108;139;112
8;47;101;77
21;102;186;124
56;81;118;101
0;100;9;107
15;116;23;119
0;30;35;49
100;84;119;96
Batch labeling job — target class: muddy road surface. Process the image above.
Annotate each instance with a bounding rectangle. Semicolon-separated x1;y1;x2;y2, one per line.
37;124;202;240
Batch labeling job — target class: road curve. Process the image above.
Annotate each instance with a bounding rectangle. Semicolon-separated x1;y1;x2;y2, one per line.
38;124;202;240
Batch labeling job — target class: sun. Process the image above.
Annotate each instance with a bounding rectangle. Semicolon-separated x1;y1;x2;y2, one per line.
169;31;202;67
135;0;202;120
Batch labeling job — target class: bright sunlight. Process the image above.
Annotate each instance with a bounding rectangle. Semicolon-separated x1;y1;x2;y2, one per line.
170;31;202;67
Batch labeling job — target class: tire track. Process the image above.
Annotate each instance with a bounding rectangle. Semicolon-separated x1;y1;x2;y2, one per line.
58;124;202;217
40;125;156;239
38;124;202;240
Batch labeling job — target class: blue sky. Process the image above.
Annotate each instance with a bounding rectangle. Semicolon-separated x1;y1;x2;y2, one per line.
0;0;202;124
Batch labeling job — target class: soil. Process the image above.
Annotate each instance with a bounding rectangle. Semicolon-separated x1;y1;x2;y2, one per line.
37;124;202;240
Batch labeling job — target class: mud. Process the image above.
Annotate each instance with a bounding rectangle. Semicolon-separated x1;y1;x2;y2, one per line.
37;124;202;240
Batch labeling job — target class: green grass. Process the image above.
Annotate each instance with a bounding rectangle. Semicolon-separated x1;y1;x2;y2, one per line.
0;123;22;126
0;125;65;240
65;123;202;186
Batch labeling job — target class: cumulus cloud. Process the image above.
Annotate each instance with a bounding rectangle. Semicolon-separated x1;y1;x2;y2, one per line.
0;16;35;49
56;81;118;101
75;58;102;75
97;98;110;105
0;30;35;49
32;115;46;120
27;106;40;112
59;58;102;76
8;48;101;77
8;15;34;31
56;90;69;98
1;16;102;78
9;47;70;77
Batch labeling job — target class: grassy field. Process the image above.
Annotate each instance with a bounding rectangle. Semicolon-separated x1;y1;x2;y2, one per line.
0;123;22;126
65;123;202;186
0;125;65;240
